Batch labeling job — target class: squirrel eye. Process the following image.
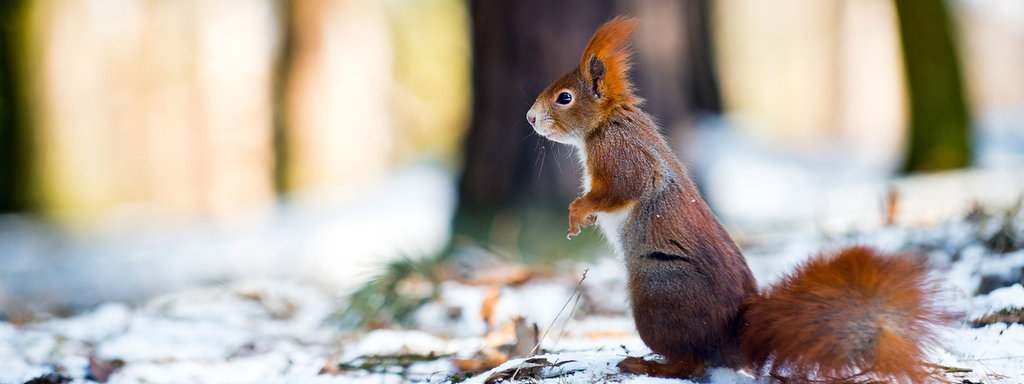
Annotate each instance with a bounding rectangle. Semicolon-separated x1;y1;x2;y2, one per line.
556;92;573;105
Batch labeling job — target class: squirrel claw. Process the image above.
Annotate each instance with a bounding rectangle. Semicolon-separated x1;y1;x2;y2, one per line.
567;226;581;240
567;211;594;240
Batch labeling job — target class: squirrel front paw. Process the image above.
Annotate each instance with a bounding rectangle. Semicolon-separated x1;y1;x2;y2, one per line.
566;218;596;239
567;199;597;239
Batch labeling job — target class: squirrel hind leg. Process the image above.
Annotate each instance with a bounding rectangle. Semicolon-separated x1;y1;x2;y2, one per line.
617;354;705;379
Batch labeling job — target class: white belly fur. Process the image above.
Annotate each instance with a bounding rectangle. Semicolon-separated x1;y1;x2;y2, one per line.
596;205;633;257
575;147;633;256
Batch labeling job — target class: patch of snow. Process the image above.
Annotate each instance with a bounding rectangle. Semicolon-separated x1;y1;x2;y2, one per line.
971;284;1024;318
99;315;253;362
111;354;292;384
43;302;132;342
494;282;576;332
948;323;1024;381
0;163;454;315
578;258;630;314
344;330;449;359
429;281;489;337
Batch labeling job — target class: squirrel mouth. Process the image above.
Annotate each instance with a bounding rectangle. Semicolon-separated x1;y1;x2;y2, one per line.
536;129;573;145
534;127;557;141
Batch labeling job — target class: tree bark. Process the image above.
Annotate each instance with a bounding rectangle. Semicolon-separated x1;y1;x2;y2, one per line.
622;0;721;131
271;0;295;194
894;0;971;172
0;0;33;213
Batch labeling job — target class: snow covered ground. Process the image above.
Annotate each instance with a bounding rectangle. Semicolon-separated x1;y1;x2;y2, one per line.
3;145;1024;383
2;219;1024;384
0;164;454;315
2;195;1024;383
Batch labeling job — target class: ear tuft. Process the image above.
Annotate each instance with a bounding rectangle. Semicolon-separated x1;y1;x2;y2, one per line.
579;16;639;102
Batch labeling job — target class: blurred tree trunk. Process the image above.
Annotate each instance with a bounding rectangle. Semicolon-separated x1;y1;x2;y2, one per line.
894;0;971;172
454;0;615;251
622;0;721;131
454;1;723;255
281;0;394;193
0;0;33;213
271;0;295;194
685;0;723;115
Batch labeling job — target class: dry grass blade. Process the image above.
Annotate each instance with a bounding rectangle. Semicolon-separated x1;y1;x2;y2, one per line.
483;358;580;384
971;306;1024;327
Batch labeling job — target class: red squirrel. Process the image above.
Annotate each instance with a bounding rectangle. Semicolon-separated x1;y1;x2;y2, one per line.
526;17;949;383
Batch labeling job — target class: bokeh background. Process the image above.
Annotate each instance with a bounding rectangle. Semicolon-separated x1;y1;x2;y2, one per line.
1;0;1023;320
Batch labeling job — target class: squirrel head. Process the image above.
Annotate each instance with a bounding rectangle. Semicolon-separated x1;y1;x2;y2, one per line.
527;16;640;148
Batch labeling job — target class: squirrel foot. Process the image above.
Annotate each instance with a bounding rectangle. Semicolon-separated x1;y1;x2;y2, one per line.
617;355;705;379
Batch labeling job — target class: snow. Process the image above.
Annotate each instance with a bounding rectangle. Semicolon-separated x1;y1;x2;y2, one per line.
0;163;455;315
2;161;1024;383
7;223;1023;383
971;284;1024;318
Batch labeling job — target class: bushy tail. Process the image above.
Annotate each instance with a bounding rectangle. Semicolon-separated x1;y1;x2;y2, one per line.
740;246;951;383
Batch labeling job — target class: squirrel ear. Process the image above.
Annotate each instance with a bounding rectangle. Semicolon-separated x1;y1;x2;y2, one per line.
588;55;606;98
578;16;638;102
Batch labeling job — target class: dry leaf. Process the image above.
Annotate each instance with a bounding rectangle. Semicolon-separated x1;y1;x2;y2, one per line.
86;355;124;383
461;263;533;286
480;285;501;328
317;357;343;375
452;317;542;373
510;317;538;358
885;187;900;225
451;347;509;372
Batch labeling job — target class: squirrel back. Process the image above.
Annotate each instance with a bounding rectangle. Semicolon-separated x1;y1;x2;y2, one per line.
528;17;951;383
741;246;949;383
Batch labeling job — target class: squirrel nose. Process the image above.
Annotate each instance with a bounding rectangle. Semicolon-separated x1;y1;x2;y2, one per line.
527;110;537;127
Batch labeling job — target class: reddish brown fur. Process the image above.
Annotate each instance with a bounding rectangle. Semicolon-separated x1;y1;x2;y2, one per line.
528;17;949;383
741;247;947;383
579;16;640;110
530;17;757;374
